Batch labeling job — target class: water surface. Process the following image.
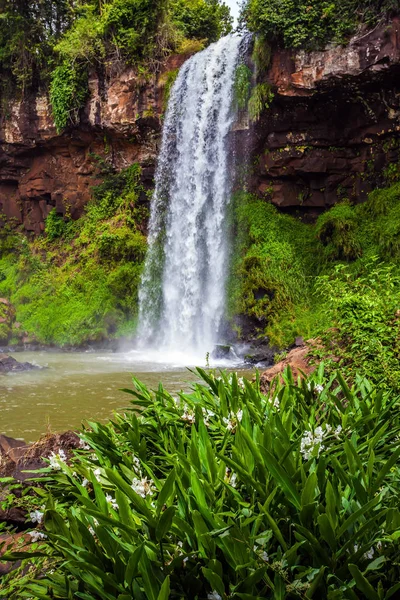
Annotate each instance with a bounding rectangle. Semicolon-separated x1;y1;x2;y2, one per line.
0;351;210;442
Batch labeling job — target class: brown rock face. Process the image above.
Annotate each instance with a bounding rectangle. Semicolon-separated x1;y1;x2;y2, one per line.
234;17;400;212
259;343;316;393
0;54;188;234
1;21;400;233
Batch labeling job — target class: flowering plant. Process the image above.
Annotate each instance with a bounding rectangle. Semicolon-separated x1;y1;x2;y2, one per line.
2;365;400;598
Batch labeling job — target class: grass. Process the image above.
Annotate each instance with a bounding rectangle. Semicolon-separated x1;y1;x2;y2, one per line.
0;164;148;347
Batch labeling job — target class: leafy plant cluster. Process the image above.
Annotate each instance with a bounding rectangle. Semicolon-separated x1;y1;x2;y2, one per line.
242;0;399;50
229;180;400;387
2;367;400;598
0;164;148;346
0;0;232;131
316;260;400;392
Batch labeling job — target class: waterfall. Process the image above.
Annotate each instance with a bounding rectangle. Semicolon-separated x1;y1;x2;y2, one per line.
138;34;246;358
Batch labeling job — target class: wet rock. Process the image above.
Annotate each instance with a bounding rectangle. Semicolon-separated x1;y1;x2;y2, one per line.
0;431;82;527
211;344;233;360
259;341;318;393
0;354;39;373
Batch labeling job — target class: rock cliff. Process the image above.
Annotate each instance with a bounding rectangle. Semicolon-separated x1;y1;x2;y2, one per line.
1;19;400;233
243;17;400;212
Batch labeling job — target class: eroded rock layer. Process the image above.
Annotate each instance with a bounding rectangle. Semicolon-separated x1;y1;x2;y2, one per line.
1;20;400;233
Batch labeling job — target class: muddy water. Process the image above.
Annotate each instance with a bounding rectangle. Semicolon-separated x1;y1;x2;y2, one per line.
0;351;249;442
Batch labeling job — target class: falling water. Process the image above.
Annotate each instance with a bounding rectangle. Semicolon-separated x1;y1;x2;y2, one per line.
138;34;247;358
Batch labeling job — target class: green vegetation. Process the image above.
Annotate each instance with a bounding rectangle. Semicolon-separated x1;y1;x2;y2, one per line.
2;367;400;598
243;0;398;49
248;82;274;122
229;181;400;389
0;164;148;346
233;63;252;110
0;0;232;131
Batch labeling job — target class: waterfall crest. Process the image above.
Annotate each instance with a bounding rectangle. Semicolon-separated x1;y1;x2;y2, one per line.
138;34;246;357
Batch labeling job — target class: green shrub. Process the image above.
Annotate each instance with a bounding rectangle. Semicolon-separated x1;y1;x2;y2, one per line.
228;193;318;340
45;209;68;241
171;0;232;44
234;63;252;110
50;62;89;133
315;202;362;261
0;164;147;346
248;82;274;122
243;0;397;50
3;367;400;598
316;259;400;391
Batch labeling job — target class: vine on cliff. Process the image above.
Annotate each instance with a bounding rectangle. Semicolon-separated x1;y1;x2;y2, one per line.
50;63;89;133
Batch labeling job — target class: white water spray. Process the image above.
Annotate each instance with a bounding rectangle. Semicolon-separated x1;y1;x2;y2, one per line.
138;34;247;359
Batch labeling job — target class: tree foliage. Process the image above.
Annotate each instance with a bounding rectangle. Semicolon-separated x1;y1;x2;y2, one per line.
0;0;232;130
243;0;399;49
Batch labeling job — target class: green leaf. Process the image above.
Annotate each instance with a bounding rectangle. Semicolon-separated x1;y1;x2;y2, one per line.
348;563;379;600
156;506;175;542
156;469;176;516
202;567;225;596
258;445;301;509
157;576;170;600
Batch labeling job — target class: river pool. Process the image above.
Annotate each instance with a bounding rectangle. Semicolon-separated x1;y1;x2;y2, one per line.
0;350;249;442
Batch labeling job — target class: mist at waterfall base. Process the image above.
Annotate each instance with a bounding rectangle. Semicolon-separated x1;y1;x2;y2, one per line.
136;34;248;367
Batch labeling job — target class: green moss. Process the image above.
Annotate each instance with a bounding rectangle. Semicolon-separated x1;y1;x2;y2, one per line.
315;201;362;261
248;83;274;122
0;164;147;347
161;69;180;113
227;192;319;344
230;180;400;350
234;63;252;110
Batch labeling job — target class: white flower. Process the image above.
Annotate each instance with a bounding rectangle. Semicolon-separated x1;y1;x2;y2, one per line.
88;518;99;536
238;377;245;389
30;510;44;524
131;476;156;498
28;530;47;542
225;468;238;488
82;478;89;487
79;439;90;450
376;541;383;551
364;548;374;560
93;468;102;482
261;551;269;562
208;592;222;600
272;396;280;409
132;454;141;472
48;449;67;470
106;494;119;510
315;384;324;394
182;405;195;424
223;410;242;431
300;427;326;461
202;408;215;426
334;425;342;439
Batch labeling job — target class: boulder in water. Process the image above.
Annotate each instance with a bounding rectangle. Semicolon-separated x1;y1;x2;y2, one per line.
211;344;235;360
0;354;38;373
